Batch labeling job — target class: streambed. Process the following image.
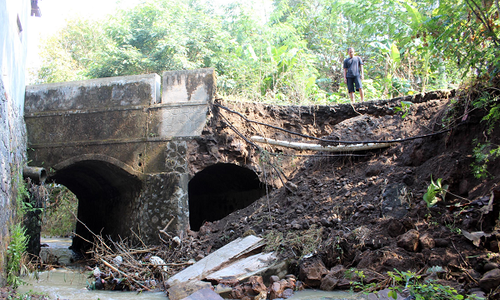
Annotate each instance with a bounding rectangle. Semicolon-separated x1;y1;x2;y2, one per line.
19;238;363;300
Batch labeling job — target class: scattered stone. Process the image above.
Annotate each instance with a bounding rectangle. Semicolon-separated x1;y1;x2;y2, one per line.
397;229;420;252
363;288;407;300
479;269;500;292
268;278;296;299
231;276;267;300
419;233;435;249
298;257;328;288
381;183;410;219
484;262;500;272
320;265;345;291
468;288;487;299
320;218;332;227
365;165;382;177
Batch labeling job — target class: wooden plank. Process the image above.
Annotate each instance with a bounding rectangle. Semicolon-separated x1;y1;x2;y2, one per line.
168;281;213;300
180;288;225;300
167;235;263;285
206;252;277;282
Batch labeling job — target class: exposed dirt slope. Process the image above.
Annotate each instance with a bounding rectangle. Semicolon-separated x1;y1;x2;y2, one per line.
183;89;500;296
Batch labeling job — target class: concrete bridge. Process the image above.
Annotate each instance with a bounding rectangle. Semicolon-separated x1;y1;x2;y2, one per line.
25;69;266;250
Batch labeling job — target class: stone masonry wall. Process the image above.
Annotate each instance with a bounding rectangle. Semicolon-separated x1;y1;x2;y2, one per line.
0;0;30;285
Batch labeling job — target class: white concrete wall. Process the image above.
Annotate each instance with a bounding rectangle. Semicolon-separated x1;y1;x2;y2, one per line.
0;0;30;284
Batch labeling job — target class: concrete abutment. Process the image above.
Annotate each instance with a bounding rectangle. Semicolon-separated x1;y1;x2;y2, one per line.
25;68;265;251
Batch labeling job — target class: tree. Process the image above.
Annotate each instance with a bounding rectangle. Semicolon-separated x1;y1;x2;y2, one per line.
35;0;495;104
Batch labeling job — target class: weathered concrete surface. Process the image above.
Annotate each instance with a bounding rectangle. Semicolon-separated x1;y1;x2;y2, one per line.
0;0;30;284
25;69;216;249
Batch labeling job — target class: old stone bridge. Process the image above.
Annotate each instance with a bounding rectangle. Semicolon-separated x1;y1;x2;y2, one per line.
25;69;266;250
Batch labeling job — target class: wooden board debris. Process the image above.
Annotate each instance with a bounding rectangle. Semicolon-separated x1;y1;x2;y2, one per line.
168;280;213;300
206;252;277;281
166;235;264;286
179;288;225;300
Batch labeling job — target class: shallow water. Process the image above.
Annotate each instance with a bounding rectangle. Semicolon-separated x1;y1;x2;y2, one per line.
20;238;359;300
19;268;361;300
19;269;358;300
19;268;167;300
287;289;360;299
39;238;75;266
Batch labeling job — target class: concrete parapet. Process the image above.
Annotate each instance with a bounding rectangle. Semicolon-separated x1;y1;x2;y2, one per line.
25;69;215;172
25;74;161;113
162;68;215;104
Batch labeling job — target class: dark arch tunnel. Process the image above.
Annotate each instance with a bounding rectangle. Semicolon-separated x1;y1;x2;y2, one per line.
188;163;267;231
49;160;142;251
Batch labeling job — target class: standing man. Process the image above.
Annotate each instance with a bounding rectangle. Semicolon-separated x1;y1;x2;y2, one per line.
343;47;364;102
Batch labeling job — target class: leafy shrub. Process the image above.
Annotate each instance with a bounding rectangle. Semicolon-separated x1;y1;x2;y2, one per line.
41;184;78;237
387;269;480;300
7;224;28;288
423;177;448;207
471;140;500;179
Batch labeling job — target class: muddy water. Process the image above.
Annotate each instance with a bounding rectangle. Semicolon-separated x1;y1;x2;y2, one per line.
19;238;166;299
19;238;360;300
289;290;361;299
19;270;359;300
19;268;167;300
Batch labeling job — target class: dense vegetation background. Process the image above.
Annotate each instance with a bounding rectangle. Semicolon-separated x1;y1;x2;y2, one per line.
34;0;498;104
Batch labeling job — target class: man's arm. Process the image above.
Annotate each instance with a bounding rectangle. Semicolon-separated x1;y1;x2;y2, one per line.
343;68;347;83
360;64;364;81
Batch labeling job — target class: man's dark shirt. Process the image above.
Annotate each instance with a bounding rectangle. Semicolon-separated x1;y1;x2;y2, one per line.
343;56;363;78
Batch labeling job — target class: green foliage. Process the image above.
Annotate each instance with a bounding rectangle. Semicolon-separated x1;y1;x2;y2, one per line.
446;223;462;235
472;90;500;134
393;101;413;118
387;269;479;300
41;184;78;237
12;291;49;300
6;176;36;288
34;0;497;103
15;177;30;217
7;224;28;288
428;0;500;80
471;140;500;179
347;268;377;293
35;18;108;84
423;176;448;207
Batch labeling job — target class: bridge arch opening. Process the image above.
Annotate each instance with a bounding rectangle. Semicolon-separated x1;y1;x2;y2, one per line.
188;163;267;231
49;159;142;251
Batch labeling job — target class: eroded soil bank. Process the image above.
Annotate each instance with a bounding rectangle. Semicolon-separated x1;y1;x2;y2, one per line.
68;87;500;299
180;88;500;298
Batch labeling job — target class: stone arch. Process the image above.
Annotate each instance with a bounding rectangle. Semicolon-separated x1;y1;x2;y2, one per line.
49;155;142;251
188;163;266;231
53;154;142;178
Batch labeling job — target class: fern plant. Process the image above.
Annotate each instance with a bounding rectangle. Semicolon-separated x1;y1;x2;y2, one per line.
471;141;500;179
